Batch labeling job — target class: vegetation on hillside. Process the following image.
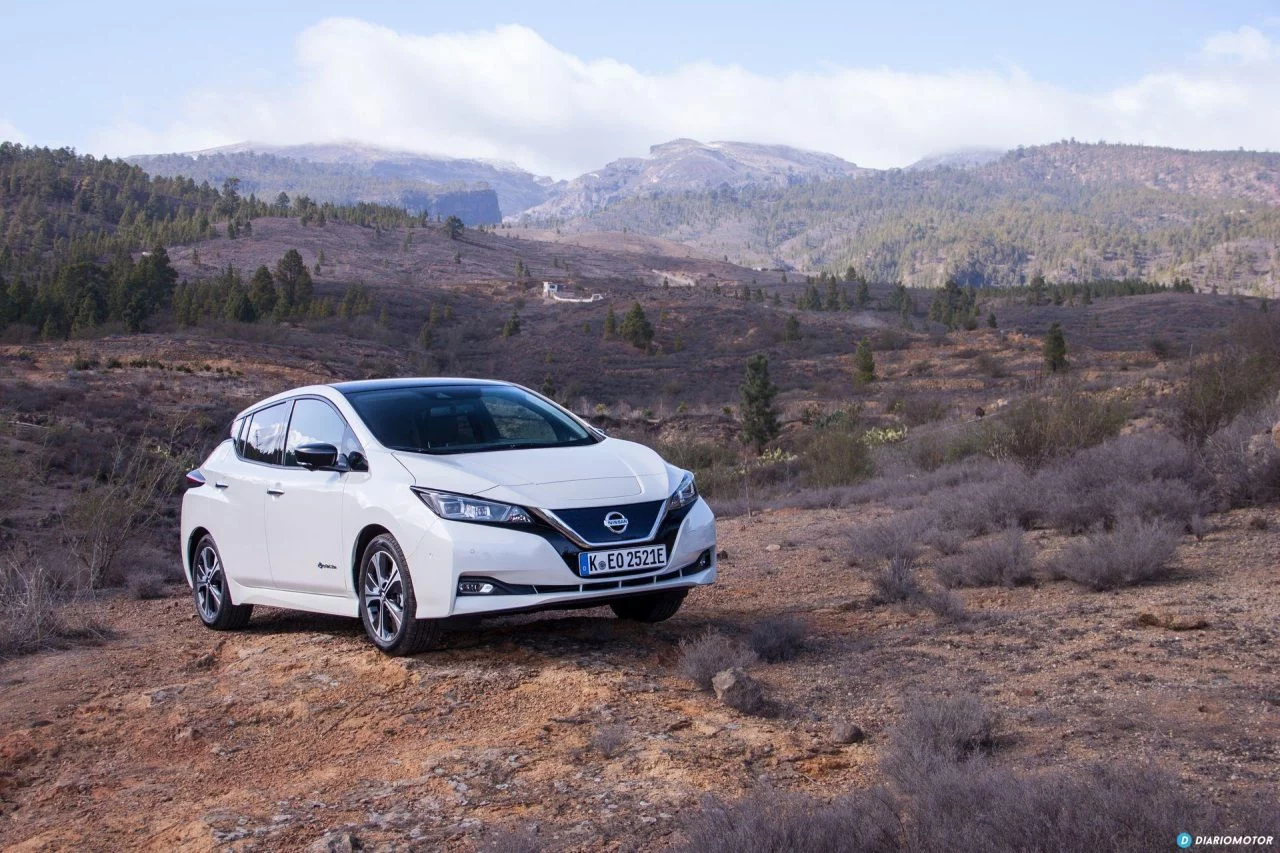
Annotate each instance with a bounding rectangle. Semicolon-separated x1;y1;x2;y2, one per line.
537;142;1280;292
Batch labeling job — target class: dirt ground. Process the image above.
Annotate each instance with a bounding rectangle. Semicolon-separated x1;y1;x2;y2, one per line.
0;502;1276;852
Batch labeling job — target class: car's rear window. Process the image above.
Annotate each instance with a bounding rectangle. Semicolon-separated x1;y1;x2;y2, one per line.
343;385;597;455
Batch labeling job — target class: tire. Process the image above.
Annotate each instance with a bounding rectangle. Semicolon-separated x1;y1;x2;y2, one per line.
358;533;440;655
192;534;253;631
610;588;688;623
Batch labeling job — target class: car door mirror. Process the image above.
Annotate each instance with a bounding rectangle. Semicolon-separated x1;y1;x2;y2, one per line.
295;442;339;471
346;450;368;472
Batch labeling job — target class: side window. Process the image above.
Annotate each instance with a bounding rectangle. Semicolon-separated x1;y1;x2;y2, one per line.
242;401;292;465
230;417;246;455
284;399;360;467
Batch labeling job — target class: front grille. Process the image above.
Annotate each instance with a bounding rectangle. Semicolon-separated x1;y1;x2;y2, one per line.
548;500;666;546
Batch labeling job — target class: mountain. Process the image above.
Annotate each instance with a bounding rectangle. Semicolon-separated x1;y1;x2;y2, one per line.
542;141;1280;294
907;148;1005;171
129;143;564;222
523;138;870;220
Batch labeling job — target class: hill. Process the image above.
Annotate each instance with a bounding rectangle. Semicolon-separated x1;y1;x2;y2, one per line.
525;138;869;220
536;141;1280;294
130;143;563;222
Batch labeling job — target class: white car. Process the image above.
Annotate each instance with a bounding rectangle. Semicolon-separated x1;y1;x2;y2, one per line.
180;379;717;654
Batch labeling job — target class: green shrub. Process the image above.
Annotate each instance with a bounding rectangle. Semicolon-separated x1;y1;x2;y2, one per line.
981;388;1128;468
800;428;874;487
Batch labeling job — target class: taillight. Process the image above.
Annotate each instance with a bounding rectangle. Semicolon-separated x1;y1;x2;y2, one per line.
185;469;207;488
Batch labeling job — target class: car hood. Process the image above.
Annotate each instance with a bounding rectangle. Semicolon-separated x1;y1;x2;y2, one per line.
389;438;675;508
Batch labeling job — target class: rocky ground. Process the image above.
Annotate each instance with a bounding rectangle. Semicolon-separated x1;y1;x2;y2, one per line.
1;502;1276;852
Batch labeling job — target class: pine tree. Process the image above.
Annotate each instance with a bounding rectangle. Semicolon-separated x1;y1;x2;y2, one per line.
248;265;277;317
1043;323;1068;373
502;309;521;337
854;338;876;383
418;323;434;350
987;311;998;329
444;215;464;240
619;302;653;350
855;279;871;310
540;373;556;399
740;354;780;453
783;313;801;342
603;306;617;339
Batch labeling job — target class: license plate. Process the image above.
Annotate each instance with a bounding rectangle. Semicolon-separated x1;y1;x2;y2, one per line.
578;544;667;577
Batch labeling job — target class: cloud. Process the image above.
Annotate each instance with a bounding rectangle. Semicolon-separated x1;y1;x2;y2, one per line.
90;19;1280;177
0;119;27;144
1202;25;1274;63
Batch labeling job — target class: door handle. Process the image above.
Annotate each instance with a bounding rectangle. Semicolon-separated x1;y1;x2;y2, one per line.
214;481;229;490
267;487;285;496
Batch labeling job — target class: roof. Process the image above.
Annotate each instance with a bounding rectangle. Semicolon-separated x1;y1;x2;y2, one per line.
328;377;512;395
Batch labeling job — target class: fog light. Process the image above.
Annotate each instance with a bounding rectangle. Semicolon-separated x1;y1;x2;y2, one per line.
697;550;712;570
458;580;495;595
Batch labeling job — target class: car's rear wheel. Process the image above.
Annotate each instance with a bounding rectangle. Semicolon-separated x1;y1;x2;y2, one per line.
358;533;440;655
192;535;253;630
610;588;688;623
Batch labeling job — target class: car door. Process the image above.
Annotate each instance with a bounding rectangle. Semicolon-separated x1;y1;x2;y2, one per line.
219;400;293;588
264;397;356;596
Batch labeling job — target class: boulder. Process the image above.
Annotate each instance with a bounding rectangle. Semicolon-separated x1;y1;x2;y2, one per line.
830;721;866;744
712;667;765;714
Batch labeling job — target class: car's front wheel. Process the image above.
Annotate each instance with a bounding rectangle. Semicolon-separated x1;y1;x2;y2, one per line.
358;533;440;655
192;534;253;630
610;588;688;623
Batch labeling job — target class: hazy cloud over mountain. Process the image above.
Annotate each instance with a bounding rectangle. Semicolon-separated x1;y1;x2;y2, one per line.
92;19;1280;178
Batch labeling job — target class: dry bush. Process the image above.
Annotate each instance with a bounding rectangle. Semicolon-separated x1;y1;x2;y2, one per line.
850;511;934;564
891;395;949;427
0;551;107;659
923;527;964;555
673;787;900;853
981;387;1128;469
871;556;922;605
1175;351;1277;442
591;723;628;759
899;759;1221;853
922;588;968;622
937;527;1034;588
929;467;1038;537
745;614;809;662
1050;518;1183;591
679;761;1239;853
127;571;169;600
1035;432;1206;533
677;630;757;691
60;431;187;590
1196;400;1280;509
885;693;997;780
477;825;541;853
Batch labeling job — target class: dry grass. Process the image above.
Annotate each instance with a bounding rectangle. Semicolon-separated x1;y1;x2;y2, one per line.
676;630;758;691
1050;518;1184;591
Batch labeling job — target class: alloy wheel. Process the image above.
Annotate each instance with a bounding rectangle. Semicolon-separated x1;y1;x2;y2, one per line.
362;548;405;644
194;544;223;622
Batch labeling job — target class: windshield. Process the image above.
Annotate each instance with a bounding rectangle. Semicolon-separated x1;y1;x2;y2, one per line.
343;384;598;455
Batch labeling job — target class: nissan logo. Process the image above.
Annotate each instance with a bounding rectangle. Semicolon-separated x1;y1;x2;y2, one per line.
603;511;629;534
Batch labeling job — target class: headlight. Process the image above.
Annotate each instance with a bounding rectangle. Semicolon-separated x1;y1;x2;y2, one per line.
412;488;533;524
667;471;698;511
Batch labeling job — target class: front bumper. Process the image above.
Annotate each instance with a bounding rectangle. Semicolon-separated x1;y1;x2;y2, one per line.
403;496;717;618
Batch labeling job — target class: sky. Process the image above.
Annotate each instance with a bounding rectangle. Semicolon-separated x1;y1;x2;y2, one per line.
1;0;1278;177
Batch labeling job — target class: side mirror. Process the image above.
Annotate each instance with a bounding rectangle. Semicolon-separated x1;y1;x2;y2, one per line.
347;450;369;472
295;442;339;471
